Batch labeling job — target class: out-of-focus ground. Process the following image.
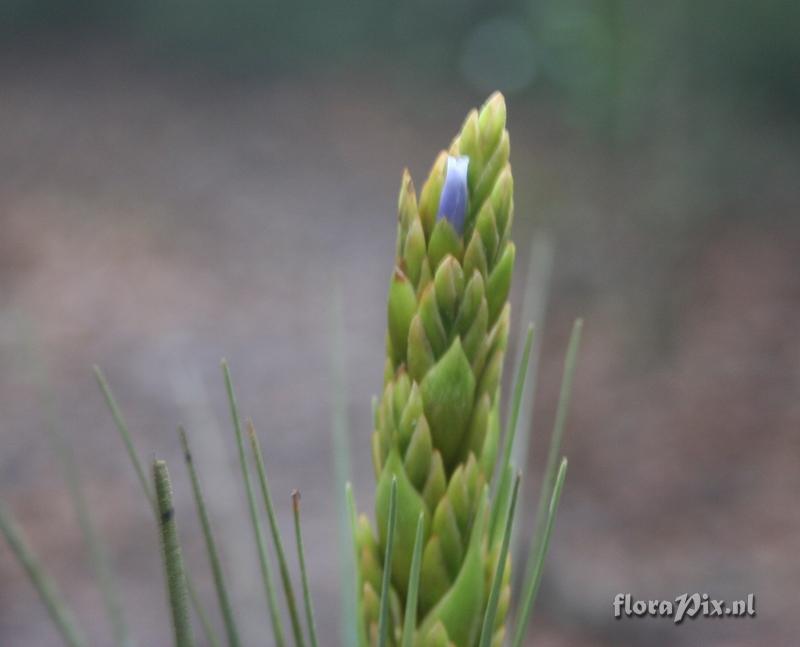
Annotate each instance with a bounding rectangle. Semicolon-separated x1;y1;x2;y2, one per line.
1;38;799;647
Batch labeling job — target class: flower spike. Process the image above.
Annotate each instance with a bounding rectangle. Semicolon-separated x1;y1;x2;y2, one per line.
359;92;516;647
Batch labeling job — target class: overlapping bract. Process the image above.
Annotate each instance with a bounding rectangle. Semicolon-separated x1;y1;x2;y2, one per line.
358;93;516;647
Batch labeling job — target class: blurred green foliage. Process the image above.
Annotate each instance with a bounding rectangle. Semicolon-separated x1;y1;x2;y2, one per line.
4;0;798;125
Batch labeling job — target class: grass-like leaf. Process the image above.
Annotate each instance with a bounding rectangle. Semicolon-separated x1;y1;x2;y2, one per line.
221;360;286;647
346;483;369;647
329;288;360;647
489;324;534;542
291;490;319;647
94;366;219;647
509;237;553;562
511;319;581;642
502;324;536;472
526;319;582;582
0;502;88;647
178;427;241;647
153;459;195;647
479;473;521;647
512;458;568;647
377;476;398;647
248;420;306;647
400;512;425;647
39;373;132;647
93;366;152;502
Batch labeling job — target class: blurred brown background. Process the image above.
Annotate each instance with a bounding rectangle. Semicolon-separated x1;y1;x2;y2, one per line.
1;1;799;645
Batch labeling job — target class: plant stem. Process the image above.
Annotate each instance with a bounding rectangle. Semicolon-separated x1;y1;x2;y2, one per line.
153;460;194;647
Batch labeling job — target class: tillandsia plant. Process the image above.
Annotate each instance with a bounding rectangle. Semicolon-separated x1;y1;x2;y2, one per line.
0;91;580;647
353;92;580;647
358;92;514;646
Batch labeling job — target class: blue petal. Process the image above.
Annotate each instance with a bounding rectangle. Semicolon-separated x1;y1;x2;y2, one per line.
436;155;469;235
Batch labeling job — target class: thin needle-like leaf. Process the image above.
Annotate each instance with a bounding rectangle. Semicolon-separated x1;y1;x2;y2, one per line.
489;324;534;541
178;427;241;647
222;360;285;647
50;429;132;647
527;319;582;579
248;421;305;647
291;491;319;647
94;367;219;647
501;324;535;474
479;473;521;647
0;502;88;647
15;324;125;644
346;483;369;647
401;512;425;647
94;366;152;503
329;287;359;647
377;477;398;647
509;235;553;514
512;458;568;647
153;459;195;647
37;372;132;647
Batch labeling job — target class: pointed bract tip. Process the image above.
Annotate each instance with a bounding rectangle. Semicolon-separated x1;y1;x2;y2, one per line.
485;91;505;108
481;92;506;121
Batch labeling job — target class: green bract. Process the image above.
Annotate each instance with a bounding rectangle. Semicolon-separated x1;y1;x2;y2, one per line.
359;92;515;647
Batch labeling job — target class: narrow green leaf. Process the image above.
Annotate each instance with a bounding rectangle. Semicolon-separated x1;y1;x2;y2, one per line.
528;319;582;573
93;366;152;503
502;324;535;472
512;459;568;647
401;512;425;647
377;477;398;647
489;324;534;540
16;325;128;644
178;427;241;647
37;374;132;647
508;236;553;563
248;421;306;647
185;558;220;645
0;502;88;647
479;473;520;647
94;367;219;647
153;459;195;647
346;483;369;647
291;491;319;647
221;360;286;647
330;288;359;647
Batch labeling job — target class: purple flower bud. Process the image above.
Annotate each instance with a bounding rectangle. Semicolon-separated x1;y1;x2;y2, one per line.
436;155;469;235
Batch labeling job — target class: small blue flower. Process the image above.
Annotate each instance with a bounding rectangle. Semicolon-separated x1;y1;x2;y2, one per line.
436;155;469;235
